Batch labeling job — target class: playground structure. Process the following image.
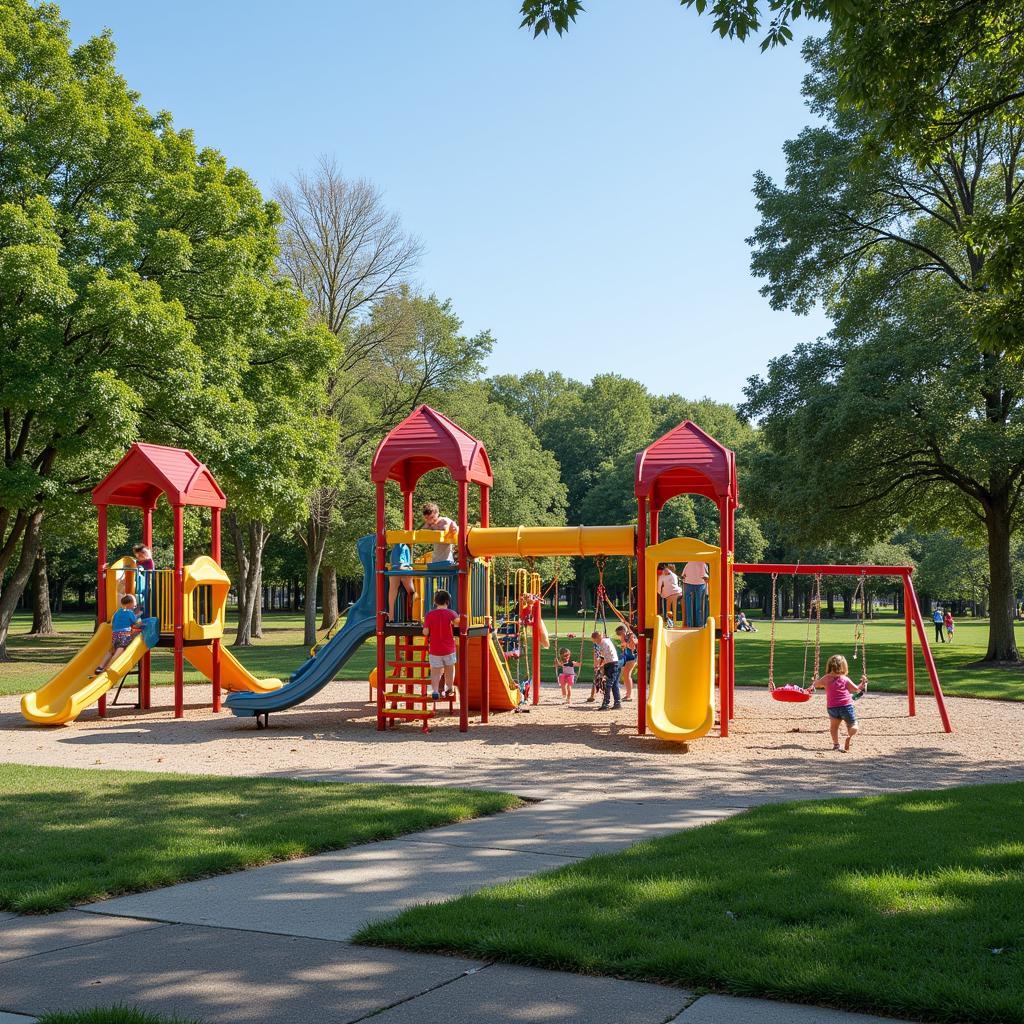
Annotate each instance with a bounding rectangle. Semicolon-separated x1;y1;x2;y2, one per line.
22;445;280;725
24;410;952;740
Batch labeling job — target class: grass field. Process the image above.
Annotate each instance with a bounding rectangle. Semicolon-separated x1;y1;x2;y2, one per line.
37;1011;201;1024
0;763;520;913
3;607;1023;701
358;782;1024;1024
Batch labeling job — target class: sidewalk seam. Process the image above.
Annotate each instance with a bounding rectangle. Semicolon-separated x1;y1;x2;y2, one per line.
0;914;169;968
341;961;493;1023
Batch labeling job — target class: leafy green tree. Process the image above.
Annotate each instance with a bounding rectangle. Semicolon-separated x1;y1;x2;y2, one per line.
0;1;334;656
743;45;1024;661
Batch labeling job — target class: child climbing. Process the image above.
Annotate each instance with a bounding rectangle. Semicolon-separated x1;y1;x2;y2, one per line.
421;502;458;565
557;647;578;704
386;541;416;621
807;654;867;751
423;589;458;700
95;594;141;676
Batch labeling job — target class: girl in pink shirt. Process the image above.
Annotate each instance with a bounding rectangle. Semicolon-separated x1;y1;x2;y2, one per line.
806;654;867;751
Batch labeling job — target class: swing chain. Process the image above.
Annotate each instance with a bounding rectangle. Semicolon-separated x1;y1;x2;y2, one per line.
768;572;778;691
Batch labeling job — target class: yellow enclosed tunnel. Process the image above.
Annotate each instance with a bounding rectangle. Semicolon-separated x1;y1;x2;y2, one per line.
466;525;635;558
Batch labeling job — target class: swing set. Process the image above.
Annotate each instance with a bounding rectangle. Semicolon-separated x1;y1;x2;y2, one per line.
738;561;951;731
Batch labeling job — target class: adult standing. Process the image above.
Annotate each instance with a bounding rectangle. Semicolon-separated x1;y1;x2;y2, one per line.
682;561;709;628
421;502;457;565
932;606;945;644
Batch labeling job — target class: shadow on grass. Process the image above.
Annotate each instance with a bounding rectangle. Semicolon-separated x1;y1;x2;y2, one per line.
357;782;1024;1024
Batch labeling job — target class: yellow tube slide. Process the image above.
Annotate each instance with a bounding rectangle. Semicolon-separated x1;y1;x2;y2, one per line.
183;644;281;693
467;525;635;558
22;625;148;726
646;616;716;742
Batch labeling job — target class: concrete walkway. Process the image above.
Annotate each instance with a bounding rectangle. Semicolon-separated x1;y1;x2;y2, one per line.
0;793;918;1024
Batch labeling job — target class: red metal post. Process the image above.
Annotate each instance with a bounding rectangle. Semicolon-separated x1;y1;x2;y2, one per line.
457;480;470;733
97;504;108;718
173;504;185;719
905;575;952;733
650;507;660;545
902;573;916;718
531;596;541;705
403;489;414;530
375;482;387;731
140;504;153;708
636;496;647;735
719;499;729;737
481;484;491;724
211;506;222;713
481;632;491;723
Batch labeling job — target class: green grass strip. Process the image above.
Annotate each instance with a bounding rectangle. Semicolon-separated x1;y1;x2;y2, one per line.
358;782;1024;1024
37;1009;201;1024
0;763;520;913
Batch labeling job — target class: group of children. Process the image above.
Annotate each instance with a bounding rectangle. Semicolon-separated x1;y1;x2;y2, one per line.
555;623;637;710
94;543;154;676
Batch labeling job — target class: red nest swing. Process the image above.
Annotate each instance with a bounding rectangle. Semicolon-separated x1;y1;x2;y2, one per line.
766;571;869;703
767;572;818;703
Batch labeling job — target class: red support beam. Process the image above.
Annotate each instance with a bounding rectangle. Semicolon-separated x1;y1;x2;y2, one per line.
375;482;387;731
457;481;470;733
173;504;185;719
903;576;916;718
97;505;108;718
531;596;541;705
719;499;729;737
734;563;913;577
905;576;953;733
636;496;648;736
211;506;222;713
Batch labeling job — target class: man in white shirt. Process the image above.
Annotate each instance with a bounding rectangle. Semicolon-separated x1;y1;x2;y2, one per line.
591;631;621;710
682;561;709;628
421;502;458;565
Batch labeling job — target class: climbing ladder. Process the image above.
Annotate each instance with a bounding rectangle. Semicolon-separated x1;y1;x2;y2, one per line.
381;635;456;733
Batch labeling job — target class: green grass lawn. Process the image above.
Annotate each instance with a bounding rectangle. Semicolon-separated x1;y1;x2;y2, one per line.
4;607;1023;702
0;763;520;913
38;1011;201;1024
358;782;1024;1024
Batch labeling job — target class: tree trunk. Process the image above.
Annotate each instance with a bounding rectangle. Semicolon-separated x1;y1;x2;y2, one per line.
0;508;44;660
298;506;332;648
320;564;339;629
250;570;264;639
984;500;1018;661
826;591;835;618
842;591;852;617
29;547;56;636
229;515;269;647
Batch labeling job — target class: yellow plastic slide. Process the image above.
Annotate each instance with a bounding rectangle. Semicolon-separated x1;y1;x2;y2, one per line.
21;624;148;726
183;644;281;694
646;615;716;742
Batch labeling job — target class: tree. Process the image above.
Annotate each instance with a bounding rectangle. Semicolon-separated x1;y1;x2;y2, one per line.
275;158;429;644
0;2;335;656
743;47;1024;661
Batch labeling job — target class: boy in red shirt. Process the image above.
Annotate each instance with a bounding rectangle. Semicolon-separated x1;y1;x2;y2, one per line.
423;589;458;700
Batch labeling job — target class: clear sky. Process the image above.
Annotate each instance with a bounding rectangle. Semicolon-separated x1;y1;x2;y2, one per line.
58;0;830;405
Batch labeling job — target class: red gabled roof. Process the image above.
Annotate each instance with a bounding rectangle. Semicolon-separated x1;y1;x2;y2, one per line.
92;443;226;509
635;420;736;509
371;405;493;489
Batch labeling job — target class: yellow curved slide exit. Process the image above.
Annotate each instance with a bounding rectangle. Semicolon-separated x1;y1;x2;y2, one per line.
21;624;149;726
646;615;716;742
183;644;281;694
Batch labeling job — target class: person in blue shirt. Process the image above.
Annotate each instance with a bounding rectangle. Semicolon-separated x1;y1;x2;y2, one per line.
95;594;141;675
932;606;945;644
386;542;416;621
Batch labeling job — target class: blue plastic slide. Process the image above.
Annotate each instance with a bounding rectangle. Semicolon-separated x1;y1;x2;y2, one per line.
225;535;377;721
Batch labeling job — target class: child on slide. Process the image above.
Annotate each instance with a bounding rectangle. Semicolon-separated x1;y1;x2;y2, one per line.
95;594;141;676
806;654;867;751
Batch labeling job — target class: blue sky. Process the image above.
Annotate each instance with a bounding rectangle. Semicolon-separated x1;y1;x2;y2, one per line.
58;0;830;405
